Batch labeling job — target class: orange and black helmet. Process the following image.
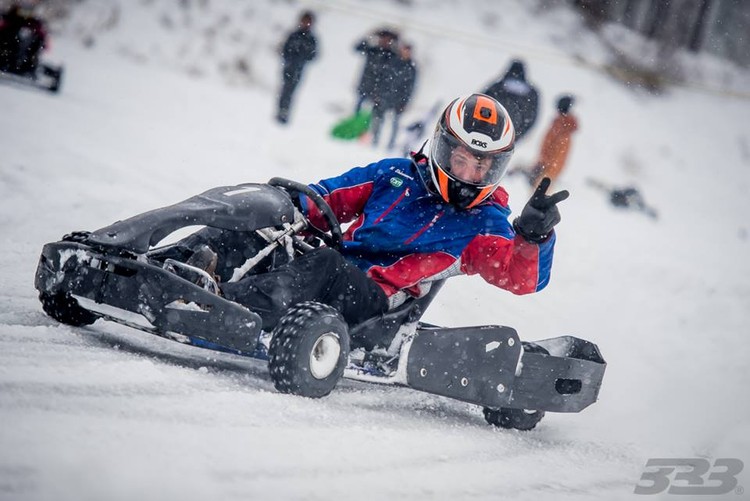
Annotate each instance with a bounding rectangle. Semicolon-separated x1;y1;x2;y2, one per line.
428;94;515;209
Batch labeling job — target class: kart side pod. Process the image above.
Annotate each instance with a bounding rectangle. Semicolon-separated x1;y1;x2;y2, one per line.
405;326;606;413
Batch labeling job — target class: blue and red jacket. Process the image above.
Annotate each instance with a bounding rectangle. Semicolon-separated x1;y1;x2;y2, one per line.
301;156;556;308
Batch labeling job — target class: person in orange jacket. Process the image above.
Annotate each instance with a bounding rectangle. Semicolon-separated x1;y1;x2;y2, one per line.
529;95;579;188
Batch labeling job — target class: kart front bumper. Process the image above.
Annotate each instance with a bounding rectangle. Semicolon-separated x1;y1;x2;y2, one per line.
35;240;263;352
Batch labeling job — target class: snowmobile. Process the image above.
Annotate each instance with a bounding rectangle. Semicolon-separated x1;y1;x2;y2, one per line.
0;22;63;93
34;178;606;430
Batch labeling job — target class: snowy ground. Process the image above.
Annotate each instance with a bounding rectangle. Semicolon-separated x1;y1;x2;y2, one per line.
1;1;750;500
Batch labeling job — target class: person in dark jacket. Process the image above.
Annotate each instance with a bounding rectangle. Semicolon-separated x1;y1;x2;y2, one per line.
0;3;48;75
276;11;317;124
482;59;540;142
353;29;399;114
171;94;568;351
371;42;418;150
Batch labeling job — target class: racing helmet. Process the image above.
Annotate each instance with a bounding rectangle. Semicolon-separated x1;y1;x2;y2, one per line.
428;94;515;209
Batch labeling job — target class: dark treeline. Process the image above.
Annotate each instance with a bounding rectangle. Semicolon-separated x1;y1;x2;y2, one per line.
572;0;750;67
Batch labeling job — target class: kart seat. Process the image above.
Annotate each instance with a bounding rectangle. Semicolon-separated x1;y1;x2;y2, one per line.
349;280;446;351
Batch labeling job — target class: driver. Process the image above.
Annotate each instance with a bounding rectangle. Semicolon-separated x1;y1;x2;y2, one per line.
212;94;569;345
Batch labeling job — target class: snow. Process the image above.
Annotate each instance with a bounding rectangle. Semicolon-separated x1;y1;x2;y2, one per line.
2;0;750;500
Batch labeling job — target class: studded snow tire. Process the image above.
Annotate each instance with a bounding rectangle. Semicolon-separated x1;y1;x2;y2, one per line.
483;341;549;430
39;292;97;327
482;407;545;431
268;301;350;398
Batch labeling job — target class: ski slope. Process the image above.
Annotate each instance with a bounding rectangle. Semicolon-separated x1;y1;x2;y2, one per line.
1;1;749;499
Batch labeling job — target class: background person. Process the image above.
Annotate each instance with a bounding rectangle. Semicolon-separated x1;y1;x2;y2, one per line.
482;58;540;142
528;95;579;188
276;10;318;124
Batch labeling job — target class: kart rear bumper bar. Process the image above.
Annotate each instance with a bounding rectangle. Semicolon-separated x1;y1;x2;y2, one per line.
404;326;605;413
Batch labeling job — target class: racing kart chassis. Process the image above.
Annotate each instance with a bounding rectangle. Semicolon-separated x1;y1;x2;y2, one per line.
35;179;606;430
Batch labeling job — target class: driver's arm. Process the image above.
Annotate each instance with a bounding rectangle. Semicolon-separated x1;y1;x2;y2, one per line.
460;231;556;295
300;161;384;231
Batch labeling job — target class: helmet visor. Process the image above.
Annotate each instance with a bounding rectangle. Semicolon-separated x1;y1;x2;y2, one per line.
431;128;513;187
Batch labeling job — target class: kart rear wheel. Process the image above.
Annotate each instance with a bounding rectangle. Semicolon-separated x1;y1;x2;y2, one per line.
483;341;549;430
39;292;97;327
268;302;349;398
483;407;545;431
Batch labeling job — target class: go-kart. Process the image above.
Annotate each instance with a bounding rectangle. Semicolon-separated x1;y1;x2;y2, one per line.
34;178;606;430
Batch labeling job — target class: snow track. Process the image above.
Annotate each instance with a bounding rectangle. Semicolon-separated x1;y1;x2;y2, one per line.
1;1;749;499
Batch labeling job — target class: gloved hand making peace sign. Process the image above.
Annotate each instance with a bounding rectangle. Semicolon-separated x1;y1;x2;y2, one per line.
513;177;570;243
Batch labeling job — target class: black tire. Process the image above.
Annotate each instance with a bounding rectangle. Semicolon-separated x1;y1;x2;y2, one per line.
483;407;545;431
39;292;97;327
521;341;550;355
268;302;349;398
483;341;549;430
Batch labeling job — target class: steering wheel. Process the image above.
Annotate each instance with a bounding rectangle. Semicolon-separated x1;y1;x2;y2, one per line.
268;177;344;250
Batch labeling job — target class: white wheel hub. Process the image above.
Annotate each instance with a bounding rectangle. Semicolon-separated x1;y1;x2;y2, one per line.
309;332;341;379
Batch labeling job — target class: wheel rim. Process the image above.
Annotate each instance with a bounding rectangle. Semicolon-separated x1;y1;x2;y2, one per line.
309;332;341;379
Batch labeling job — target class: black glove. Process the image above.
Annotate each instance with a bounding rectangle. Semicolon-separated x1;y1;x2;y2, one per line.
513;178;569;243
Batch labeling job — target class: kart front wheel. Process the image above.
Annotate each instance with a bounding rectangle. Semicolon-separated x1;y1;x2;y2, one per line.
268;302;349;398
39;292;97;327
483;407;545;431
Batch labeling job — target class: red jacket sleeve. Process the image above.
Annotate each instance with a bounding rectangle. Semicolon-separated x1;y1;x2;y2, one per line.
302;163;383;231
460;232;556;294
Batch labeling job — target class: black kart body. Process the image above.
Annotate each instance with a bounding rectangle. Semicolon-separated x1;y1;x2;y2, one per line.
35;179;606;429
